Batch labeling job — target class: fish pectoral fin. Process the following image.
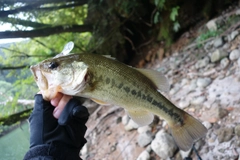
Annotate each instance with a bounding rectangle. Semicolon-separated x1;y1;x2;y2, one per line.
126;109;154;127
91;98;109;105
135;68;170;93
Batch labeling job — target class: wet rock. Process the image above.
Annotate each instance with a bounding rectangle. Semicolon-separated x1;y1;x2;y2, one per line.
229;49;240;60
210;49;228;62
234;124;240;137
196;77;212;88
151;130;177;159
220;57;229;69
137;150;150;160
213;37;224;48
195;57;210;69
124;119;139;131
137;131;153;147
216;127;234;143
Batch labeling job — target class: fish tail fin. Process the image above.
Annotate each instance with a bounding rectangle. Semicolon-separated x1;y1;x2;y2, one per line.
169;113;207;151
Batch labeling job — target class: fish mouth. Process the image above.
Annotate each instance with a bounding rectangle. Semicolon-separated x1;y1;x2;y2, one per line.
30;65;48;90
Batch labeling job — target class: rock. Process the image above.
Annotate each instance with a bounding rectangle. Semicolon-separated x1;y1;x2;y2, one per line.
201;106;228;123
151;130;177;159
191;96;206;105
124;119;139;131
227;30;239;41
169;84;181;95
216;127;234;143
178;100;190;109
202;121;212;129
220;57;229;69
180;150;191;159
206;20;217;31
222;43;230;50
137;131;153;147
137;126;152;134
213;37;224;48
210;49;228;62
229;49;240;60
137;150;150;160
234;125;240;137
122;114;130;125
196;77;212;88
195;57;210;69
237;58;240;67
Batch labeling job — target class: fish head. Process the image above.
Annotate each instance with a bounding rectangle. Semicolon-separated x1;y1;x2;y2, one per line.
30;54;88;100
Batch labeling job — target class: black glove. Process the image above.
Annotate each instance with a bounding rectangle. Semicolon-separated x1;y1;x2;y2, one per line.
24;94;89;160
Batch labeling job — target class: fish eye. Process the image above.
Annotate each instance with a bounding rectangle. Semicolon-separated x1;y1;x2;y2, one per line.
48;61;58;69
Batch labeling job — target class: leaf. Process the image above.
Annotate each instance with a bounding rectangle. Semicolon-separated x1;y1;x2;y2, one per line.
170;6;180;21
154;12;160;24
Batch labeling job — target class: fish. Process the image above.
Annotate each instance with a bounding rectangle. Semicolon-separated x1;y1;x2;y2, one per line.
30;44;207;151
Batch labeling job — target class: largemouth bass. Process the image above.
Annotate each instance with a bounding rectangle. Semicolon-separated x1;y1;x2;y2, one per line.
30;45;207;151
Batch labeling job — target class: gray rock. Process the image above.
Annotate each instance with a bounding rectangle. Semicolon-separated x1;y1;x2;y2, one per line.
210;49;228;62
206;20;217;31
202;121;212;129
213;37;224;48
229;49;240;60
195;57;210;69
220;57;229;69
178;100;190;109
228;30;239;41
137;126;152;134
122;114;130;125
191;96;206;105
238;58;240;67
222;43;230;50
151;130;177;159
216;127;234;143
137;131;153;147
137;150;150;160
197;77;212;88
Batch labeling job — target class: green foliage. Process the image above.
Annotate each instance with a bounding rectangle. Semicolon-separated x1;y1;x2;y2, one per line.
197;30;220;47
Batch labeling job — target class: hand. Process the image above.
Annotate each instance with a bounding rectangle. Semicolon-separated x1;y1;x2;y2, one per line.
25;93;89;160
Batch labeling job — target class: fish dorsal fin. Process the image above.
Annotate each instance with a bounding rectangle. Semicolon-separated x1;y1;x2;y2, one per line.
136;68;170;93
126;109;154;127
54;41;74;58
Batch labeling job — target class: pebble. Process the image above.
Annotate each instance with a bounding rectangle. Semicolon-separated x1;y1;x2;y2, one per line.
124;119;139;131
229;49;240;60
137;126;152;134
137;150;150;160
195;57;210;69
228;30;239;41
122;114;130;125
151;130;177;159
234;125;240;137
202;121;212;129
220;57;229;69
210;49;228;62
137;131;153;147
178;100;190;109
196;77;212;87
206;20;217;31
237;58;240;67
216;127;234;143
191;96;206;105
213;37;224;48
222;43;230;50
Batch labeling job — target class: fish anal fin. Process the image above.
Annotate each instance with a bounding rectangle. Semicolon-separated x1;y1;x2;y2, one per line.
126;109;154;127
169;113;207;151
136;68;170;93
91;98;109;105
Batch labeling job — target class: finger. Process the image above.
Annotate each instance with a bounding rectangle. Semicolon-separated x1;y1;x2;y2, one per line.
50;92;63;107
53;95;72;119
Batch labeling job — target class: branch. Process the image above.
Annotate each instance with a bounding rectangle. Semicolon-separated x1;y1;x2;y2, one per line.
0;24;93;39
0;17;51;28
0;65;30;70
0;0;88;18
